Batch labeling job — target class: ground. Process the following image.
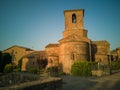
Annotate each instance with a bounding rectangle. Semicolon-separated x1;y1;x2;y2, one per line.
61;72;120;90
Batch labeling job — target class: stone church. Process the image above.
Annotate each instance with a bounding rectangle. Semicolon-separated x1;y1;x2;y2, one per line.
45;9;110;74
3;9;110;74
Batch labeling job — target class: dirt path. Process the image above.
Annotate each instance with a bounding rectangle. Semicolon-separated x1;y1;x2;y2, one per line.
61;72;120;90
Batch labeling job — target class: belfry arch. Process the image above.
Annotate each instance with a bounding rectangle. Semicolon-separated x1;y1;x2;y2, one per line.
72;13;76;23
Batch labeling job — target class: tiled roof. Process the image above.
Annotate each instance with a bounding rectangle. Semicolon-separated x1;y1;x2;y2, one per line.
45;43;59;48
59;34;90;43
23;51;47;59
3;45;34;51
92;40;110;45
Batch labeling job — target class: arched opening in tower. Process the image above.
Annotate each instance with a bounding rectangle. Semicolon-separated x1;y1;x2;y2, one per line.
72;14;76;23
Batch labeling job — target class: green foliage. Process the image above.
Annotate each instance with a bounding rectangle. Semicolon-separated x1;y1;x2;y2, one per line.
0;51;2;71
59;71;66;75
46;66;59;77
0;53;12;73
2;53;12;63
16;59;22;72
28;68;38;74
0;51;2;63
4;64;13;73
15;68;21;72
71;61;97;76
110;61;120;70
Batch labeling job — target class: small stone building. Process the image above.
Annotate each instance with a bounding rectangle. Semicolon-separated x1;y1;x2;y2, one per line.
91;41;110;64
21;51;47;71
111;47;120;61
2;45;33;66
45;44;59;68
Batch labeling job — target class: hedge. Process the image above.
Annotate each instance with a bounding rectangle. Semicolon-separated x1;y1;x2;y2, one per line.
110;61;120;70
28;68;38;74
71;61;97;76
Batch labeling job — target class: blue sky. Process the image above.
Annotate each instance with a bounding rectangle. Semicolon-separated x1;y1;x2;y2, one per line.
0;0;120;51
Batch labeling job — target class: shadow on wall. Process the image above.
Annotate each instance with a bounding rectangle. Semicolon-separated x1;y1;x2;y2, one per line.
25;58;48;72
59;63;63;73
91;44;97;62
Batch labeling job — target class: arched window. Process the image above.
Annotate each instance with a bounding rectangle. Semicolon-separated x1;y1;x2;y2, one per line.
72;14;76;23
71;53;76;60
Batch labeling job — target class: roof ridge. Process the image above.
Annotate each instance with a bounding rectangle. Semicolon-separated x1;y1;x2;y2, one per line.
3;45;34;51
45;43;59;48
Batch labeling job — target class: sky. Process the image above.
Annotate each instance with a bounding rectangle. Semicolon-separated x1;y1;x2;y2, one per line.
0;0;120;51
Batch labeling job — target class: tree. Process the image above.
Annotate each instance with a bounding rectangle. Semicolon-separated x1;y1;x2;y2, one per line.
4;63;13;73
0;51;2;72
0;52;12;73
0;51;2;61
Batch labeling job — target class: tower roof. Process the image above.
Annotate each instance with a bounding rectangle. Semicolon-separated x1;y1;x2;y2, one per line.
45;43;59;48
22;51;47;59
92;40;110;45
64;9;84;12
59;34;90;43
64;9;84;16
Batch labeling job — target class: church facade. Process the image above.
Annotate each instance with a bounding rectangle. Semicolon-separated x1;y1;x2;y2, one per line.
45;9;110;74
3;9;110;74
1;9;115;74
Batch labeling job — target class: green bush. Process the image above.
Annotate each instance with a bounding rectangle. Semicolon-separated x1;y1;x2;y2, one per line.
4;63;13;73
15;68;21;72
71;61;97;76
59;71;66;75
28;68;38;74
110;61;120;70
0;53;12;73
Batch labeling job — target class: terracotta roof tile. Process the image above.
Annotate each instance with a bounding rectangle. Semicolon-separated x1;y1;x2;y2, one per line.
45;43;59;48
3;45;34;51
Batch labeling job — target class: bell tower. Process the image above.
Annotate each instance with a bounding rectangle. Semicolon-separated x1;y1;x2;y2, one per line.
59;9;91;74
64;9;84;30
63;9;88;38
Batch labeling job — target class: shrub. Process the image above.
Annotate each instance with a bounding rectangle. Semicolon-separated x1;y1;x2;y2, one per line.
110;61;120;70
0;53;12;73
28;68;38;74
59;71;66;75
71;61;97;76
15;68;21;72
4;63;13;73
